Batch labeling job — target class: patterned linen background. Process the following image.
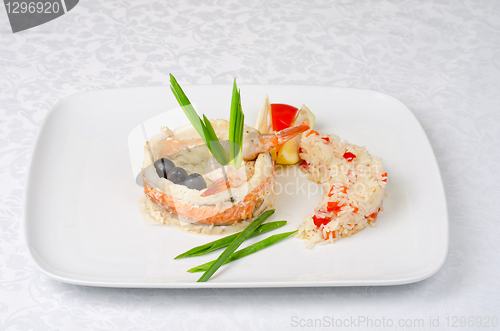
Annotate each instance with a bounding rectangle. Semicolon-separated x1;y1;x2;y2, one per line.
1;0;499;330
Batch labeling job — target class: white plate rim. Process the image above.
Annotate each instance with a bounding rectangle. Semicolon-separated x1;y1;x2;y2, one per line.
23;84;449;288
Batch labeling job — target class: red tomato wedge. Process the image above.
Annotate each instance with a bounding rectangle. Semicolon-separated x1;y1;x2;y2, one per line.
270;104;299;132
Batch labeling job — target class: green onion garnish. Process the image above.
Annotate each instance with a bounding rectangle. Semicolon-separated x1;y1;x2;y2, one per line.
174;221;287;259
229;78;244;168
169;74;245;168
188;230;297;273
197;209;275;282
169;74;229;165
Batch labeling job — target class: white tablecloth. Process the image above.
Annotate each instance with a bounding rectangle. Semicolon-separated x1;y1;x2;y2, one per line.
1;0;499;329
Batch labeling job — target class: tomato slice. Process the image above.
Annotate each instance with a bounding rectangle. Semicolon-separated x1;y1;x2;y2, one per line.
271;104;298;132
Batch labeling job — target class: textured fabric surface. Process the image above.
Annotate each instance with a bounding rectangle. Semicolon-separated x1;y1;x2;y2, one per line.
1;0;499;329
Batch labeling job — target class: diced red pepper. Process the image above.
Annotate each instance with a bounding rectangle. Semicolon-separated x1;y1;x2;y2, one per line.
313;215;331;227
381;172;387;182
323;231;336;240
322;137;330;142
343;151;356;162
299;160;309;170
327;201;343;215
327;185;347;197
366;207;381;220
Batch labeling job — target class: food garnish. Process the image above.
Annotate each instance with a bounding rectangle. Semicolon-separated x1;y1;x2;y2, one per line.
342;151;356;162
187;230;297;273
255;96;315;164
183;173;207;190
228;78;245;168
174;220;287;259
152;157;207;190
166;166;187;184
154;158;175;178
170;74;228;165
271;104;298;131
197;209;274;282
170;74;244;168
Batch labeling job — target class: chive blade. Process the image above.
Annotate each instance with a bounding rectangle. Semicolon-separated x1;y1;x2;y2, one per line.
197;209;275;282
229;80;239;165
169;75;207;145
229;79;237;148
188;230;297;273
170;74;234;166
174;221;287;259
229;79;244;168
203;114;230;165
170;74;245;169
236;105;244;169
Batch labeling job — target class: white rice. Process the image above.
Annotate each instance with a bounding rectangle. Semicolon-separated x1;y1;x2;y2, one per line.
296;130;387;247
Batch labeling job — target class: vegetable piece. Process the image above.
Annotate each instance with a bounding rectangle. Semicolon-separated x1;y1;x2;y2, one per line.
167;167;187;184
188;230;297;273
170;74;229;166
323;231;335;240
170;74;245;169
169;75;206;144
174;220;287;259
183;173;207;190
228;79;245;168
343;151;356;162
313;215;330;227
271;104;298;132
202;113;230;166
197;209;275;282
327;201;343;216
154;158;175;178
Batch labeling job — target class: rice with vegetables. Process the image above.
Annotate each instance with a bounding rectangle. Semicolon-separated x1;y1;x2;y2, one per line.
296;129;387;246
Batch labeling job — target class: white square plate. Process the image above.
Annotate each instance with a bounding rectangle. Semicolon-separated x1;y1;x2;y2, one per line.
24;85;448;288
